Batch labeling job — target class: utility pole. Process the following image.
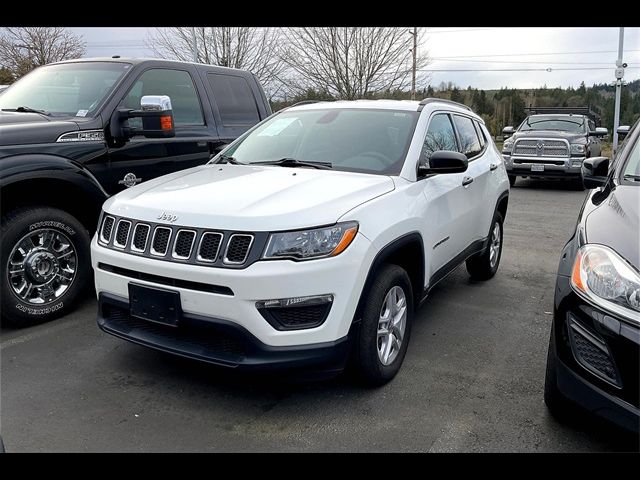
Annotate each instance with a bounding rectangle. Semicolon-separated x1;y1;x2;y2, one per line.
612;27;625;152
409;27;417;100
190;26;198;63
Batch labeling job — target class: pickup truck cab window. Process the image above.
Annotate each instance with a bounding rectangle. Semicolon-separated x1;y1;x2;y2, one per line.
0;61;129;118
207;74;260;127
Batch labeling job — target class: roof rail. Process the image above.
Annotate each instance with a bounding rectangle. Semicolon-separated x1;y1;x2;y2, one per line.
418;98;472;112
523;106;601;123
288;100;321;108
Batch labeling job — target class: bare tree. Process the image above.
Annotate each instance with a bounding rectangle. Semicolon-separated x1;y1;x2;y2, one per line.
0;27;85;80
146;27;288;100
282;27;430;100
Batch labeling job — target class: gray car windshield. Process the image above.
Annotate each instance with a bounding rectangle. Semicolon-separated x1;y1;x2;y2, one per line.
0;62;130;117
218;108;419;175
519;116;585;133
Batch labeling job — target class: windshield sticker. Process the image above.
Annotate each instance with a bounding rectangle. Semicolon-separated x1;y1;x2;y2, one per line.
76;109;88;117
258;117;298;136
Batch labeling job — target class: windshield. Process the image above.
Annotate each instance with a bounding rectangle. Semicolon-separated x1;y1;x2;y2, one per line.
622;132;640;182
519;116;585;133
0;62;130;117
218;108;419;175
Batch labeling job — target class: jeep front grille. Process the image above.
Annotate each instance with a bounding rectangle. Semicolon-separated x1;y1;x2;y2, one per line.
513;138;569;158
172;230;196;259
113;220;131;248
224;234;253;264
151;227;172;256
97;213;260;269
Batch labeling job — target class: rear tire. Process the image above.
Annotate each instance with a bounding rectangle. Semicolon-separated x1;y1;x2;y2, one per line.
0;206;91;328
466;211;504;281
352;264;414;386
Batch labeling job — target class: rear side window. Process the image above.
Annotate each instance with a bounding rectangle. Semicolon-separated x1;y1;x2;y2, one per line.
452;115;482;159
120;69;204;126
208;74;260;126
588;120;596;132
422;113;458;165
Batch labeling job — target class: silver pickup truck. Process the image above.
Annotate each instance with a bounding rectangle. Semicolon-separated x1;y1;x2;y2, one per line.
501;113;608;189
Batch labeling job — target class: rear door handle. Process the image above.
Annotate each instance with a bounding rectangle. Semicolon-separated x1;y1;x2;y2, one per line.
462;176;474;187
490;163;498;171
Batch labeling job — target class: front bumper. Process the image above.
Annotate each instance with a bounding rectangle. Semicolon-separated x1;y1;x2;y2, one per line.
98;293;352;372
551;274;640;433
91;231;375;348
503;154;585;178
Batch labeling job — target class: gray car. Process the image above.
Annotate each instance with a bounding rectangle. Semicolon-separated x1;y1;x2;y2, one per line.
501;114;608;189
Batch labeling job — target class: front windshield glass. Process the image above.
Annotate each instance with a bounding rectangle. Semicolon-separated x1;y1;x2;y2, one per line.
622;133;640;181
519;115;585;133
0;62;130;117
219;108;419;175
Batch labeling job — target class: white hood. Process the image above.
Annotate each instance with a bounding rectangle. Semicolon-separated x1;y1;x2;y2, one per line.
103;164;395;231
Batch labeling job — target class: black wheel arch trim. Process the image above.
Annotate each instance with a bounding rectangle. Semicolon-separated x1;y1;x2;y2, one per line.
353;231;425;323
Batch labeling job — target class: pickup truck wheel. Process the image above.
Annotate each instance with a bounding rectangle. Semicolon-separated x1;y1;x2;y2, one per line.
353;264;414;386
508;175;517;187
466;211;504;281
573;176;586;191
1;207;91;327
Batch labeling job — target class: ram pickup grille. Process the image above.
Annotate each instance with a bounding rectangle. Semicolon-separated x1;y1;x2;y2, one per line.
513;138;569;158
97;213;258;268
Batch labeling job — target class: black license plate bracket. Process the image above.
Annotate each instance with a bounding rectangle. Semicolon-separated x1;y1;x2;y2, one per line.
128;283;181;327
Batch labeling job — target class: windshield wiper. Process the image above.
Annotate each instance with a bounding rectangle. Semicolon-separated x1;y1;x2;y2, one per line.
216;154;244;165
623;174;640;182
1;106;50;116
251;158;333;170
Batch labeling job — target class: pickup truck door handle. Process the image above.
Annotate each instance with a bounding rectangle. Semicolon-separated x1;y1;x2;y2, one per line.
489;163;498;171
462;176;474;187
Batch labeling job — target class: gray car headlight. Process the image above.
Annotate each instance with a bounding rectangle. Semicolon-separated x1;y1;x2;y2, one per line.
571;244;640;324
502;139;514;153
263;221;359;260
570;143;586;155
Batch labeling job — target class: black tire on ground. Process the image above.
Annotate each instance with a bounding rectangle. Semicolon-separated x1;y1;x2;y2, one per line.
544;328;574;419
508;175;517;187
352;264;414;386
573;176;586;191
466;211;504;281
0;206;91;328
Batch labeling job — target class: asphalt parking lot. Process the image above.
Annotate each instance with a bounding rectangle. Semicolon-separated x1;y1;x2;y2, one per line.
1;179;638;452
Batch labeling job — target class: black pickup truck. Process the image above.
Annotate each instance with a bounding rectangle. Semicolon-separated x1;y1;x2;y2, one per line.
0;57;272;326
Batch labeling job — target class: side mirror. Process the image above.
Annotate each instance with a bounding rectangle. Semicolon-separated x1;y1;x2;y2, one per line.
589;127;608;137
110;95;175;142
418;151;468;177
582;156;609;189
617;125;630;138
502;126;515;138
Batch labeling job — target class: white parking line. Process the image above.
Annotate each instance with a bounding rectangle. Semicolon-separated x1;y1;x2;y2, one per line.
1;318;84;350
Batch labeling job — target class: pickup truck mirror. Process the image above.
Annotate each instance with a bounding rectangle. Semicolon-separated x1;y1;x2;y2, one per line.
418;151;468;177
588;127;608;137
582;156;609;188
109;95;176;142
502;126;515;138
617;125;630;138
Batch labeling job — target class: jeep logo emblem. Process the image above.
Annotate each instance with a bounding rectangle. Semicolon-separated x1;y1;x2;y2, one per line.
157;212;178;223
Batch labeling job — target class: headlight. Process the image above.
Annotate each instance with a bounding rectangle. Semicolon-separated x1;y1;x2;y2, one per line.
571;244;640;323
263;222;359;260
502;139;514;153
570;143;586;155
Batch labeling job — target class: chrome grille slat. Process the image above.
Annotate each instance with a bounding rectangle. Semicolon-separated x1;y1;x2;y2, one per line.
131;224;150;252
197;232;223;263
100;216;115;243
172;230;196;260
224;234;254;265
151;227;172;256
113;220;132;249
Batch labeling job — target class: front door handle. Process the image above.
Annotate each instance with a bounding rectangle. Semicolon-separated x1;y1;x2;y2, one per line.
462;176;474;187
490;163;498;171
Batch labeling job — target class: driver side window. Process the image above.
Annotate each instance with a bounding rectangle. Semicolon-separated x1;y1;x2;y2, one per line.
421;113;458;166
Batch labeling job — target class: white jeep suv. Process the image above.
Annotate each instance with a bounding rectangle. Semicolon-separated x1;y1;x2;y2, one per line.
91;98;510;385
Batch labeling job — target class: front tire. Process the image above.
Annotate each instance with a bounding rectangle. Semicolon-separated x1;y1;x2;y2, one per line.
353;264;414;386
508;175;517;187
466;211;504;281
544;328;573;419
1;207;91;327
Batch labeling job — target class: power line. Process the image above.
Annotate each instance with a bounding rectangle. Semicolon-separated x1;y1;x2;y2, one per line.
417;67;640;72
431;57;633;65
425;49;640;59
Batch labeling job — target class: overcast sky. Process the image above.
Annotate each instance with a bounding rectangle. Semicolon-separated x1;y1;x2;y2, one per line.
69;27;639;90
